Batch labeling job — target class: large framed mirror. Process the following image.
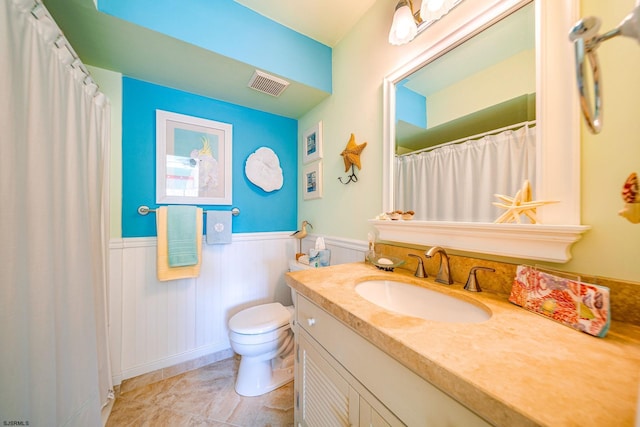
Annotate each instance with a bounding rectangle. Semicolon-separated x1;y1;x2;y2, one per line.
372;0;590;263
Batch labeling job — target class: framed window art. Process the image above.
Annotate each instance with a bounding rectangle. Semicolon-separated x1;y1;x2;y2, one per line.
302;121;323;164
303;161;323;200
156;109;232;205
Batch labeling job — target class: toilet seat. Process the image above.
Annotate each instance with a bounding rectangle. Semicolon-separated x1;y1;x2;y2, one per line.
229;302;291;335
229;323;290;346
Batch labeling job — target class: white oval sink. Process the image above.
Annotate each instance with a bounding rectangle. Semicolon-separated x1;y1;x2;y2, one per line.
355;280;491;323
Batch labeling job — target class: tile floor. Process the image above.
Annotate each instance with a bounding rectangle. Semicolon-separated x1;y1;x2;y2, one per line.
106;357;294;427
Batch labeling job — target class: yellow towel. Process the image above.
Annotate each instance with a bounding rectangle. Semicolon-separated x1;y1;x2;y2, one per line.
156;206;203;281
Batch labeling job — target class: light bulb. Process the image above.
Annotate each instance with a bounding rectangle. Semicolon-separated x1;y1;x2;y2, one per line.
420;0;456;23
427;0;444;12
389;2;418;45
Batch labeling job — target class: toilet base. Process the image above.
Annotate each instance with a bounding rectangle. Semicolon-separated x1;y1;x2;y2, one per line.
235;353;294;397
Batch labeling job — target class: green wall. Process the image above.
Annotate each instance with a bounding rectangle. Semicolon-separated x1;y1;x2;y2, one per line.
87;66;123;239
428;49;535;127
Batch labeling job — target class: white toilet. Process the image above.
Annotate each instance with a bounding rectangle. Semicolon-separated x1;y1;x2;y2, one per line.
228;259;311;396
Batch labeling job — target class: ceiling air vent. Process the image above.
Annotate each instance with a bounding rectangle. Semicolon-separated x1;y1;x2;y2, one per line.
248;70;290;97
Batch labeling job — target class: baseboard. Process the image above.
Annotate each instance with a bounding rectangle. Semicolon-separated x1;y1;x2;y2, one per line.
117;347;234;394
114;344;232;387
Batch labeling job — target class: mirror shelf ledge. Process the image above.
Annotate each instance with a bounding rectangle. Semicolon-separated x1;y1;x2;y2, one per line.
369;220;590;263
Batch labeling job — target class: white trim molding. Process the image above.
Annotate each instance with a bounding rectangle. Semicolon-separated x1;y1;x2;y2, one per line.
109;231;295;249
370;220;590;263
118;344;231;382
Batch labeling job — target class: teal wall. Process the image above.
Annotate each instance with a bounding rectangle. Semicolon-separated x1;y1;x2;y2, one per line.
122;77;298;237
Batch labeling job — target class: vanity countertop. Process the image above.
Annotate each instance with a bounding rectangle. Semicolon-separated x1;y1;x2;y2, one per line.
285;262;640;427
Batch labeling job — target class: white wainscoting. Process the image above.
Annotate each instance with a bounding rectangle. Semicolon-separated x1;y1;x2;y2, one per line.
108;232;367;385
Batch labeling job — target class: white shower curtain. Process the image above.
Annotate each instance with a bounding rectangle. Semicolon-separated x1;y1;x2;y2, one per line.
395;125;536;222
0;0;112;425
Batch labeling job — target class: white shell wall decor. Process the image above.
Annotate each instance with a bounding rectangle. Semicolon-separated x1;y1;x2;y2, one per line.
619;172;640;224
245;147;284;192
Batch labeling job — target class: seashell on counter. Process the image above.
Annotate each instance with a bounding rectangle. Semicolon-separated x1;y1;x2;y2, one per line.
619;173;640;224
401;210;415;220
619;202;640;224
622;172;639;203
374;211;415;220
387;211;402;220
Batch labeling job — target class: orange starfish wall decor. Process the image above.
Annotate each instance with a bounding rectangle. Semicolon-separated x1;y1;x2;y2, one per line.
339;133;367;184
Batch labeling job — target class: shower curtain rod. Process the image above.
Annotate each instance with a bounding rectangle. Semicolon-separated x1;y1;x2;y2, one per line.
30;1;99;91
398;120;536;157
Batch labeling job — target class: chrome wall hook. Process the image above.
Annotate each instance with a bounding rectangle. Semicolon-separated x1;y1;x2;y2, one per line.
569;3;640;134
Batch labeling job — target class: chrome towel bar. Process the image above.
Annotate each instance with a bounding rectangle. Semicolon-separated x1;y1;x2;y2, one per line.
569;3;640;134
137;205;240;217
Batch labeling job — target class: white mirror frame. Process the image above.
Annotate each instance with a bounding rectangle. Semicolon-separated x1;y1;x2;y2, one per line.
373;0;590;263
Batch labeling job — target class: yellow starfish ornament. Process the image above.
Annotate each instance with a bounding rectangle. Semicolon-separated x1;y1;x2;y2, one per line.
493;180;557;224
340;133;367;172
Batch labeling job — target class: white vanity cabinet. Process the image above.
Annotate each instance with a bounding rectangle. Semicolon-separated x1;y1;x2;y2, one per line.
294;294;490;427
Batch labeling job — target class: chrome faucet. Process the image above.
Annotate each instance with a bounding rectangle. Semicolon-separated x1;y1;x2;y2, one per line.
425;246;453;285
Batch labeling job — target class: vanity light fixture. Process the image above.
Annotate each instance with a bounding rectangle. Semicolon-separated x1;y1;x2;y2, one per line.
388;0;464;46
420;0;460;23
388;1;419;46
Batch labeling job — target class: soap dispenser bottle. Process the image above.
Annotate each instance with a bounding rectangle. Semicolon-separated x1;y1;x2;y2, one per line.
367;232;376;260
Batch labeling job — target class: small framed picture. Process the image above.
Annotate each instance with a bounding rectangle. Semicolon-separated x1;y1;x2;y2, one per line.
303;161;323;200
302;121;323;164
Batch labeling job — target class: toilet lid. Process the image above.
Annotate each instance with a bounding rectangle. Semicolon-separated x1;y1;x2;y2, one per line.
229;302;291;334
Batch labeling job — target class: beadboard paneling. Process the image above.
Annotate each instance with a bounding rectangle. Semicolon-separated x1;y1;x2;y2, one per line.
108;233;366;384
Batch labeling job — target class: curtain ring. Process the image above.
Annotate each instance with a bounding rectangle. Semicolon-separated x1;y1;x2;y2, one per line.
573;37;603;134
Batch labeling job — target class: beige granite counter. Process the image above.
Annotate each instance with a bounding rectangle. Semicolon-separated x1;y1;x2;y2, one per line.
285;262;640;427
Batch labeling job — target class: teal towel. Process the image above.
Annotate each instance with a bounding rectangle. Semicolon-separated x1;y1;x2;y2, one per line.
167;205;198;267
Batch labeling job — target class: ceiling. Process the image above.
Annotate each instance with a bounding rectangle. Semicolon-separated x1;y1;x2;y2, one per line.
41;0;379;119
234;0;378;47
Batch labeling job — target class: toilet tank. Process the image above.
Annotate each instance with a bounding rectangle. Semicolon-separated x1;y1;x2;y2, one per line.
288;260;314;305
288;259;313;272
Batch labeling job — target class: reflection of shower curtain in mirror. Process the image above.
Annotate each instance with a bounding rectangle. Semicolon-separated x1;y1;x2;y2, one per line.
395;125;536;222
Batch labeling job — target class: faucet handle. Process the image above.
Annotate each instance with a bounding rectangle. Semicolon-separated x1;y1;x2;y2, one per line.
408;254;427;278
464;266;495;292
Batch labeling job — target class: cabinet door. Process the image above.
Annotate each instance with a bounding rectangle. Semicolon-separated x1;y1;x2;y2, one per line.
296;329;404;427
297;331;352;427
355;380;404;427
359;397;391;427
